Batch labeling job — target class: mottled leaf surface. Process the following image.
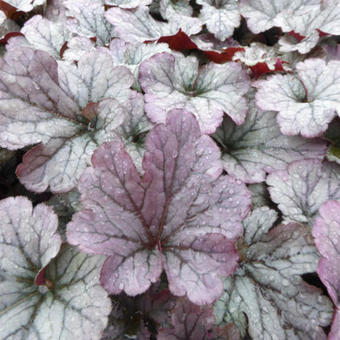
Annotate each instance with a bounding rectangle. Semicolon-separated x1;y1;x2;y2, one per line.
215;207;333;339
0;196;61;274
159;0;193;19
0;246;111;339
239;0;319;34
108;38;170;90
277;21;320;55
213;92;326;183
277;0;340;54
21;15;70;59
313;200;340;340
0;197;111;339
266;159;340;223
58;51;132;107
105;5;201;43
64;0;115;45
255;58;340;137
62;36;96;61
67;109;251;304
197;0;240;41
140;52;249;134
0;47;130;192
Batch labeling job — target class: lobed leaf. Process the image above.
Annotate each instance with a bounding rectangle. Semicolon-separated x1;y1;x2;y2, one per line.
0;47;131;192
266;159;340;223
67;109;251;304
64;0;115;45
21;15;70;59
213;91;326;183
0;196;61;274
139;52;250;134
0;197;111;339
215;207;333;339
159;0;193;19
255;58;340;137
239;0;320;34
108;38;170;90
277;0;340;54
197;0;240;41
105;5;201;43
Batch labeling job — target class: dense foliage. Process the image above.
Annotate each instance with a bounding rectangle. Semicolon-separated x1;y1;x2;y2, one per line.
0;0;340;339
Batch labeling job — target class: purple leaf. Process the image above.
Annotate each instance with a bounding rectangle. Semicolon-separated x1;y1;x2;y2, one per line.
102;282;175;339
266;159;340;223
215;207;333;339
0;47;131;192
213;91;326;183
158;298;215;340
105;5;201;43
213;323;241;340
197;0;240;41
324;43;340;61
67;109;251;304
313;200;340;340
158;298;240;339
139;52;250;134
100;299;126;340
255;58;340;137
0;198;110;339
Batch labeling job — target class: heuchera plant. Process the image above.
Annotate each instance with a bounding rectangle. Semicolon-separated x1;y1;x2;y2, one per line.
0;0;340;339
